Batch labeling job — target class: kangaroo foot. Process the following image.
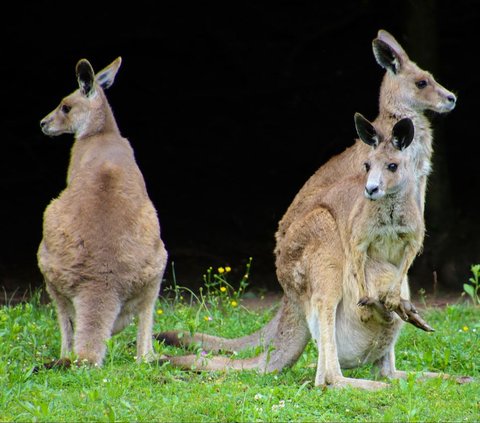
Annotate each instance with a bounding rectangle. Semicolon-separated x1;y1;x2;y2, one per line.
323;375;390;390
358;296;434;331
394;299;435;332
33;358;73;373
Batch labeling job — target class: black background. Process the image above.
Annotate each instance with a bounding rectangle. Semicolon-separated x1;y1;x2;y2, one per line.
1;1;479;299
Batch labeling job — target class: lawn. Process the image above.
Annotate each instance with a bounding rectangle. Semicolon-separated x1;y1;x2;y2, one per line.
1;265;479;422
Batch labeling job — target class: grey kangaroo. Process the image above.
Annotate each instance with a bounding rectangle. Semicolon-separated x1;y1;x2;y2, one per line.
155;29;457;389
160;116;436;389
38;57;168;367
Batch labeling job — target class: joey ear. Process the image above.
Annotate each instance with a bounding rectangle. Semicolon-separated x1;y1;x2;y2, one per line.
76;59;95;97
391;118;414;150
372;39;403;74
95;57;122;90
354;113;379;147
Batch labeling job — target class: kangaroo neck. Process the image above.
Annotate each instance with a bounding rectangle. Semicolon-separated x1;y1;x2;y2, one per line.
376;79;433;178
67;111;122;185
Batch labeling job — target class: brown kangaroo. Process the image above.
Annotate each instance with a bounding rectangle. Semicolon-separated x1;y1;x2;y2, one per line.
155;28;455;352
155;30;457;389
161;115;443;389
38;57;168;367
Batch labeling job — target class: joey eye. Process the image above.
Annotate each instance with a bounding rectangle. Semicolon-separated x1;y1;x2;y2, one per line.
61;104;71;114
364;162;370;172
387;163;398;172
415;80;428;89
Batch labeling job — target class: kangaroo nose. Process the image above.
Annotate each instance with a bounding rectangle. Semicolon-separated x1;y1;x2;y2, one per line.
40;119;46;128
447;94;456;104
365;185;379;196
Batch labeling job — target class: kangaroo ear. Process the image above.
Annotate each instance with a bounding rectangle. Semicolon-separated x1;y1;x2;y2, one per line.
76;59;95;97
95;57;122;90
354;113;379;147
391;118;414;150
376;30;408;57
372;38;403;74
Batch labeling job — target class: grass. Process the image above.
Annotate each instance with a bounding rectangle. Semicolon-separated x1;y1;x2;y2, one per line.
1;263;479;422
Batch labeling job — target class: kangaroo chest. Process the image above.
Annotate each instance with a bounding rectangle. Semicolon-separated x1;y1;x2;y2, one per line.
364;199;418;266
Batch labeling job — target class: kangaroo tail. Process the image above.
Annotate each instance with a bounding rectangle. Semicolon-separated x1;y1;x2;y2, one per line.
154;296;287;353
158;297;311;374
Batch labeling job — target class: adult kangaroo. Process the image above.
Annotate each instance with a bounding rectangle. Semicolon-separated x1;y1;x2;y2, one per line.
155;30;457;389
162;116;445;389
38;57;167;367
156;28;455;352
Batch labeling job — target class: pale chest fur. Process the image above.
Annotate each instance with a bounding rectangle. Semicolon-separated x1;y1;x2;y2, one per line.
356;194;422;267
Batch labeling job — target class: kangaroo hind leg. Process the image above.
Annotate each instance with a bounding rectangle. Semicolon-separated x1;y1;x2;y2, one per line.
308;254;388;390
73;289;122;366
135;277;162;362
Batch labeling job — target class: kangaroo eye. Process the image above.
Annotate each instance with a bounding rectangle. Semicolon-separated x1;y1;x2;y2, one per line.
364;162;371;172
387;163;398;172
415;80;428;89
61;104;71;114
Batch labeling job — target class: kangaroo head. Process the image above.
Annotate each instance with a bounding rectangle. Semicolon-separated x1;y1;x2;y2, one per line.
355;112;415;201
373;29;456;114
40;57;122;139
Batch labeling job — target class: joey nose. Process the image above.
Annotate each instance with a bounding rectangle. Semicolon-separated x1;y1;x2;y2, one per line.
365;185;379;196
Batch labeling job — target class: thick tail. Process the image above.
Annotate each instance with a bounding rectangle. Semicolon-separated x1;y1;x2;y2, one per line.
155;296;288;353
157;296;311;374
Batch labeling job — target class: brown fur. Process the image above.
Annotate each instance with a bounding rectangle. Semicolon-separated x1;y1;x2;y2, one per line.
155;30;456;389
162;117;432;389
38;57;167;367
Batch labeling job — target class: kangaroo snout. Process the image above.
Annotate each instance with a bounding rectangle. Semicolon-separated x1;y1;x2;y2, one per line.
40;117;51;134
440;91;457;112
365;184;382;200
444;93;457;111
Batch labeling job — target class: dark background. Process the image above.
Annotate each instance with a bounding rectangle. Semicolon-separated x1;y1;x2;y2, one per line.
1;1;479;301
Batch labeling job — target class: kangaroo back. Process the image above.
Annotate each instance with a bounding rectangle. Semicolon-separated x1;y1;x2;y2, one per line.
38;57;168;367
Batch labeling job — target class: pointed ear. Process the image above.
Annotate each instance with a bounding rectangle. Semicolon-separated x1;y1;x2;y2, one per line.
376;30;408;57
391;118;414;150
95;57;122;90
372;38;403;74
354;113;379;147
76;59;95;97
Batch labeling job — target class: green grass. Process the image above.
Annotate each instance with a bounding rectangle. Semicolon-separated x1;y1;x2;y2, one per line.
1;265;479;422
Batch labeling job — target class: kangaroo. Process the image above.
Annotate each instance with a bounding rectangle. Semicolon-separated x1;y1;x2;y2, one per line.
38;57;168;367
346;114;425;319
155;28;455;352
161;116;444;389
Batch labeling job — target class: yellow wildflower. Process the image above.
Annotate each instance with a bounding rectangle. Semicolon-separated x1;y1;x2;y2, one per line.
225;266;231;273
463;325;469;332
218;267;225;274
231;300;238;307
220;286;227;292
156;309;163;315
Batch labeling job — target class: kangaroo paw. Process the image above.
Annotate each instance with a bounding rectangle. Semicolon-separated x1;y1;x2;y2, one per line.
394;299;435;332
357;296;393;323
357;296;374;307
